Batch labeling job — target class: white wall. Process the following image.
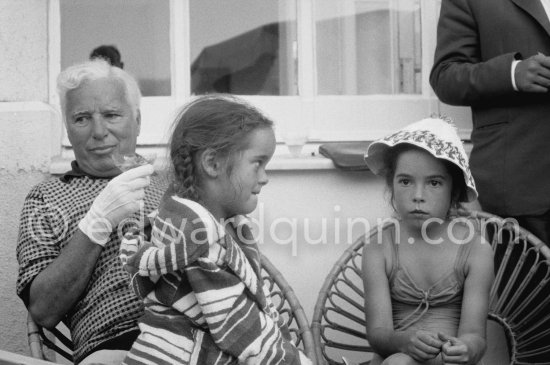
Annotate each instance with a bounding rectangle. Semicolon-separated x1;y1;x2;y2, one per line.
0;0;52;355
257;170;390;316
0;1;48;102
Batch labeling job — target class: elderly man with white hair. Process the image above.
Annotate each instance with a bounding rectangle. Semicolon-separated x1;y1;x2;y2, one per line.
16;59;166;364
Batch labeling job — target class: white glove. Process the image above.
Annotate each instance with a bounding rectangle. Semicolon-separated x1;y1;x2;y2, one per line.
79;164;154;246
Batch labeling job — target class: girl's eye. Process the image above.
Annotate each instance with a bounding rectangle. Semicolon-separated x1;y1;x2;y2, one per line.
430;180;442;187
398;178;411;186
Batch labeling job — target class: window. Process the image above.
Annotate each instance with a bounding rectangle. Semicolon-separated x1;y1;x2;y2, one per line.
60;0;171;97
51;0;455;149
189;0;298;96
316;0;422;95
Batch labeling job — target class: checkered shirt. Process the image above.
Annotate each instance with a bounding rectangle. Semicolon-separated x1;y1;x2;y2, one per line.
16;171;166;363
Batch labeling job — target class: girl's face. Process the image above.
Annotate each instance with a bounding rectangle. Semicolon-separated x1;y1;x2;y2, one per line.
392;148;453;230
214;127;276;219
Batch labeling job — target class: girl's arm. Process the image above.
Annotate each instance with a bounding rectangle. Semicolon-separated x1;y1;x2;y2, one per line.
120;196;220;277
362;234;442;361
440;233;494;364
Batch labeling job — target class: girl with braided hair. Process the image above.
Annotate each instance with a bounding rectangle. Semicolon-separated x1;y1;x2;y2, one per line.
119;94;312;365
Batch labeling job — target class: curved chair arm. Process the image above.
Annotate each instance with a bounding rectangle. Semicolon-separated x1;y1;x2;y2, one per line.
312;211;550;365
261;253;317;364
26;312;76;363
27;312;46;360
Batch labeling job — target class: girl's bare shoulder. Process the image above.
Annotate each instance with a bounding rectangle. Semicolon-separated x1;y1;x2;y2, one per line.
445;218;492;257
461;224;494;273
362;221;396;252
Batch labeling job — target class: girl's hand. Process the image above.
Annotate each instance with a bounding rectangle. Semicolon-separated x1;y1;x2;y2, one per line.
438;332;471;364
404;329;443;361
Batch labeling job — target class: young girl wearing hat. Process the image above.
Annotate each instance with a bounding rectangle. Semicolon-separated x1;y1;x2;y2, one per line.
362;118;494;365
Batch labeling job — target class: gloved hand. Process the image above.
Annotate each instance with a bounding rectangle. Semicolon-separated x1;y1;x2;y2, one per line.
79;164;154;246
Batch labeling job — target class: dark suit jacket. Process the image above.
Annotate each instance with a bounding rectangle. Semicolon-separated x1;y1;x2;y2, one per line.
430;0;550;216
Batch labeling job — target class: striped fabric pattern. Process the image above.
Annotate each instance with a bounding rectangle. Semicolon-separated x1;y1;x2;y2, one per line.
120;195;311;365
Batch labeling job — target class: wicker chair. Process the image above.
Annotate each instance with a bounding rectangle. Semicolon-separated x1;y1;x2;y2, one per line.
0;348;62;365
261;254;317;363
311;211;550;365
27;253;316;363
27;312;72;362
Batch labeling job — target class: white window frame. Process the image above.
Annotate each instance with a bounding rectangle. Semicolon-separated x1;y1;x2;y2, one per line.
49;0;467;152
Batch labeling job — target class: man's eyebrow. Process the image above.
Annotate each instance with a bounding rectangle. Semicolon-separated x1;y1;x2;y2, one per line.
71;110;89;117
101;104;122;111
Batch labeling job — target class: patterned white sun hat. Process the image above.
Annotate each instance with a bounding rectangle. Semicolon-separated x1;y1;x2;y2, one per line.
364;117;478;202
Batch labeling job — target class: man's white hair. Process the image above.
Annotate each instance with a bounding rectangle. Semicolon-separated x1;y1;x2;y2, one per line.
57;59;141;123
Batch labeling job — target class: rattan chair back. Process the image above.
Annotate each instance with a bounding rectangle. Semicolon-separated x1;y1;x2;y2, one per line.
311;211;550;365
261;254;317;362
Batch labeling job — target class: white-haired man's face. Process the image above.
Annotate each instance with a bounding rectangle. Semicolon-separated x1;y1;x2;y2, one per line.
65;77;140;177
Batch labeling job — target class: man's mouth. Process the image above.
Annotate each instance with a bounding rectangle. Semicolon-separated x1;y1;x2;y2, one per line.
89;145;116;154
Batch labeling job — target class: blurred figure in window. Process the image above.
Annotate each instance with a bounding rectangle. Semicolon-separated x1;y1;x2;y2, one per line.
90;45;124;69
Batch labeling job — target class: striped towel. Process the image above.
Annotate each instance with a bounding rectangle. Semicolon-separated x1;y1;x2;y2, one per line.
120;194;311;365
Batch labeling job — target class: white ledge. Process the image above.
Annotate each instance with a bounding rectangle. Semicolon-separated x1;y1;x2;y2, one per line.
49;141;473;175
49;144;337;174
267;153;335;170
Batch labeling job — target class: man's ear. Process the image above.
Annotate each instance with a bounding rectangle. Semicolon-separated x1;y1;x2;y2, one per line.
136;109;141;136
199;148;222;178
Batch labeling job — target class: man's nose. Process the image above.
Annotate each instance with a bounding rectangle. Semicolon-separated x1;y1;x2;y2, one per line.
91;116;108;139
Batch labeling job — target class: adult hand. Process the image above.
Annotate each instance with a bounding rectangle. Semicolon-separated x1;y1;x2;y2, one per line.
515;54;550;93
403;329;443;362
78;164;154;246
439;332;471;364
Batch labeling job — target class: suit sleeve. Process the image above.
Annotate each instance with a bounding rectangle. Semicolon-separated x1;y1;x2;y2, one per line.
429;0;518;106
